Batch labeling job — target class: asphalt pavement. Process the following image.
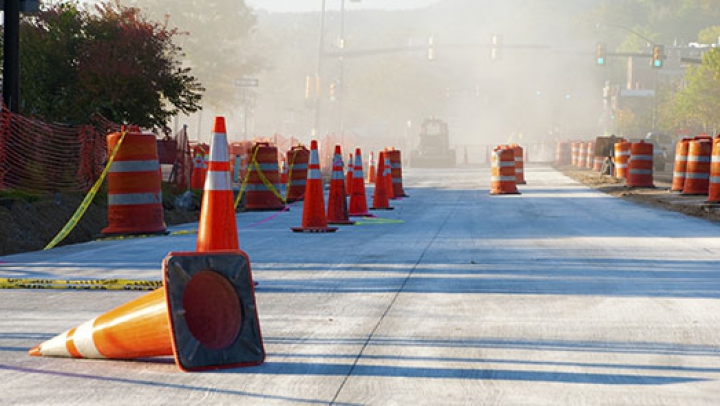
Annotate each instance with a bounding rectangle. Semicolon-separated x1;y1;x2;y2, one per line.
2;164;720;405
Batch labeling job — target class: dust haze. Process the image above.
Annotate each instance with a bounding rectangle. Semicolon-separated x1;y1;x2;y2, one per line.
180;0;605;150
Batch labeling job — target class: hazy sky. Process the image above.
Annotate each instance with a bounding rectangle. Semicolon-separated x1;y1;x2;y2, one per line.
245;0;441;12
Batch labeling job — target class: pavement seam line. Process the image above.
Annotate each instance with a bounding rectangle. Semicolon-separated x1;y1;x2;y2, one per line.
329;208;453;405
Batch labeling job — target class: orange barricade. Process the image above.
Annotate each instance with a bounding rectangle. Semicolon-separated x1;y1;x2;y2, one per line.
614;141;630;179
245;142;285;211
285;145;310;203
682;138;712;195
671;139;690;192
626;141;654;188
386;148;408;197
190;143;209;190
708;137;720;203
101;130;165;235
490;146;520;195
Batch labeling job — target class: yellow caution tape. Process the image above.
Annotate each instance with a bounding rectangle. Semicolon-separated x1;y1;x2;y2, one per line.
234;147;259;209
234;147;287;209
44;130;130;250
0;277;161;291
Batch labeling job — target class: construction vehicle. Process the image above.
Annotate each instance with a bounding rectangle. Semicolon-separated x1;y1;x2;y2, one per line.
410;118;456;168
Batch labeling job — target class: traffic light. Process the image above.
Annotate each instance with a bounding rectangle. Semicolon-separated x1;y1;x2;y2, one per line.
491;33;502;61
652;45;664;68
427;35;435;61
595;42;606;66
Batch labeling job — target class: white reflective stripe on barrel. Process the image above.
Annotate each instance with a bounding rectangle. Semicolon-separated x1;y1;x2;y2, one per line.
491;176;516;182
108;192;161;205
110;160;159;173
685;172;710;180
629;169;653;175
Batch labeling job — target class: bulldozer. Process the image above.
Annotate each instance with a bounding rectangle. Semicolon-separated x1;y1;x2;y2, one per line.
409;118;456;168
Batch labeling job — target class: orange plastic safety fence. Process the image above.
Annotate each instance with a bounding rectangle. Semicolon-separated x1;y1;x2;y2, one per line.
0;107;119;194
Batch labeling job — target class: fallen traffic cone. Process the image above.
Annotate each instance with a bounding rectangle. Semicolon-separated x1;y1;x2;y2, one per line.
291;140;338;233
367;151;376;184
29;251;265;372
197;117;239;252
371;151;393;210
348;148;374;217
29;116;266;372
327;145;355;225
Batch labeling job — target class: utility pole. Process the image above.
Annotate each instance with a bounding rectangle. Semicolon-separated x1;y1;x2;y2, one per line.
3;0;20;112
312;0;327;138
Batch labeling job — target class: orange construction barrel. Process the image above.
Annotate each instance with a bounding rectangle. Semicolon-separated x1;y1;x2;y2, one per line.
490;147;520;195
571;142;579;166
245;142;285;211
577;142;586;168
555;142;571;166
102;131;165;235
613;141;630;179
708;138;720;203
285;145;310;203
682;138;712;195
626;141;654;188
670;139;690;192
585;142;595;169
385;148;408;198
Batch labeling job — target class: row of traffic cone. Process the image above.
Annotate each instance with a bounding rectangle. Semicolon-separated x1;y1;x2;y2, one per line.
30;117;265;372
291;144;409;231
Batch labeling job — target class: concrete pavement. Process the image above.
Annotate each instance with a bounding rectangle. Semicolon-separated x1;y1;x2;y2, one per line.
2;165;720;405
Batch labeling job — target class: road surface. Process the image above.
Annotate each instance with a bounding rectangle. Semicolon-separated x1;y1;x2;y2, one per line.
1;164;719;405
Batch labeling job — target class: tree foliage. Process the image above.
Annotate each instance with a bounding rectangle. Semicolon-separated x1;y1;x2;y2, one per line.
16;1;203;127
130;0;261;110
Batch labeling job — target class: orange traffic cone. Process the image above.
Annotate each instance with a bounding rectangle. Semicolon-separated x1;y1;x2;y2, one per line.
384;152;395;200
371;151;393;210
28;251;265;372
197;117;239;252
280;157;288;186
348;148;374;217
291;140;338;233
367;151;376;184
327;145;355;225
346;153;354;195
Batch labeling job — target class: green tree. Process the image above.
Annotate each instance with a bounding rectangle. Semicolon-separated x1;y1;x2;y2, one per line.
15;1;203;127
673;48;720;132
131;0;261;110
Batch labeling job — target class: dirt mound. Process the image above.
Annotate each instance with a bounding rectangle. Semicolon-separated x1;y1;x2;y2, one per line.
560;167;720;224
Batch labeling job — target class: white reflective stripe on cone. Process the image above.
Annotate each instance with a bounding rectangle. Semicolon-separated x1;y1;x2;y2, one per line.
209;134;229;162
73;318;105;359
205;171;232;191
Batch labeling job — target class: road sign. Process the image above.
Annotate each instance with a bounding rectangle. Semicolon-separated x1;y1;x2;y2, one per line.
234;77;259;87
